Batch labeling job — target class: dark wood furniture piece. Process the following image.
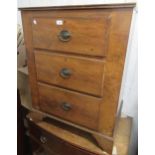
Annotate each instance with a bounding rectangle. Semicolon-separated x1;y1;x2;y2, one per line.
27;112;132;155
19;3;135;154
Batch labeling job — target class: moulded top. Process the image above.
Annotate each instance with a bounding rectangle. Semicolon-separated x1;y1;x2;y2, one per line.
18;3;136;11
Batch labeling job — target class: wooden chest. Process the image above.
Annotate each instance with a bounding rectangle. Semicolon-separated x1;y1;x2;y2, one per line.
20;3;135;154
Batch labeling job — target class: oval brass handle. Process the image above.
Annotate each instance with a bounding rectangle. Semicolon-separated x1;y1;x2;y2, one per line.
60;68;72;79
58;30;71;42
40;136;47;144
61;102;72;111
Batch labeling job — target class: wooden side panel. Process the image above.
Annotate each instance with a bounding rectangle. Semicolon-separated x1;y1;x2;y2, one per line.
21;11;40;109
98;8;133;136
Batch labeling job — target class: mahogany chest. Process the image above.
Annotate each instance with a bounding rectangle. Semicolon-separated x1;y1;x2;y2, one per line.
20;3;135;154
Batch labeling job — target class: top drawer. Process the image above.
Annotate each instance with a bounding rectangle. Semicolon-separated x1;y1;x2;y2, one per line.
32;16;110;57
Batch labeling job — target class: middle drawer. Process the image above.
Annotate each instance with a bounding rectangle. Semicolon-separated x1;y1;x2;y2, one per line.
35;50;105;97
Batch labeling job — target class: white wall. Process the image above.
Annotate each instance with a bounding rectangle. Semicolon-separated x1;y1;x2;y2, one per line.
120;8;138;155
17;1;138;155
18;0;136;7
120;8;138;117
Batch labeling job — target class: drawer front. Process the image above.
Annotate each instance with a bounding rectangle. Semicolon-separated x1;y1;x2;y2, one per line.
35;50;105;97
38;83;101;130
29;122;65;155
32;16;110;57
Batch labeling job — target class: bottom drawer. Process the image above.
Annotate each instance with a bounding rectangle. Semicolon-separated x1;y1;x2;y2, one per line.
38;83;101;130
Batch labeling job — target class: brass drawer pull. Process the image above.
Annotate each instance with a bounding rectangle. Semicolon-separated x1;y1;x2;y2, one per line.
61;102;72;111
58;30;71;42
60;68;72;79
40;136;47;144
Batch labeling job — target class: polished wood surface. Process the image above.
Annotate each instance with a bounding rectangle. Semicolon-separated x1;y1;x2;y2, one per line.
38;83;101;130
20;4;134;154
32;16;110;57
35;50;105;96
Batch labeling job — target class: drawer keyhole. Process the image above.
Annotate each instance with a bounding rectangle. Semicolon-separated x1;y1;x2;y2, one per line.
61;102;72;111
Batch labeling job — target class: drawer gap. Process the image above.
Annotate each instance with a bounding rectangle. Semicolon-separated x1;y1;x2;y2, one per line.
34;48;107;60
38;81;103;98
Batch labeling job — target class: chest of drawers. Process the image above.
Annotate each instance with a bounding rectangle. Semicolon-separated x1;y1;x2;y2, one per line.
20;3;135;154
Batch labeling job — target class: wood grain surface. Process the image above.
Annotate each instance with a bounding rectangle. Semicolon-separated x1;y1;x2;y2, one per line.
97;8;133;136
38;83;101;130
35;50;105;96
32;16;110;57
21;5;134;152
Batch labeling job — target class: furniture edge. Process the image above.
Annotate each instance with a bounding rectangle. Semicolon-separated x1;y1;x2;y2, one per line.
18;3;136;11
